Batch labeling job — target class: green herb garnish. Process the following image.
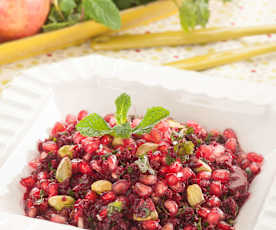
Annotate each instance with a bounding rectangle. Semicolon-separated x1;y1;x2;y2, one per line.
76;93;170;139
165;154;176;166
107;201;123;216
135;154;155;175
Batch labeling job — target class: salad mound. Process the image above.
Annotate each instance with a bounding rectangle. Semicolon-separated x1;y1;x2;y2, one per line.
20;93;263;230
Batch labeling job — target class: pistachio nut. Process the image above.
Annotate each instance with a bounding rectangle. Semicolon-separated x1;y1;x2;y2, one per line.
187;184;205;207
48;195;75;211
91;180;112;194
56;157;72;182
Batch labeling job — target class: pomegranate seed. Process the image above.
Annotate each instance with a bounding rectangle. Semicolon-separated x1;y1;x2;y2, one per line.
159;166;169;175
210;129;220;137
250;162;261;175
81;137;100;154
177;167;194;181
51;122;66;136
71;159;82;173
200;145;215;162
40;179;49;191
112;179;130;195
65;114;77;125
50;214;67;224
100;135;113;145
139;174;157;185
161;223;174;230
223;129;237;139
165;173;179;186
28;159;40;169
142;220;160;230
20;176;36;189
107;155;118;172
197;207;210;218
79;161;92;174
104;114;116;127
27;206;37;217
42;141;58;152
207;196;221;207
90;159;102;173
197;171;211;180
73;132;86;144
212;169;230;183
225;138;237;153
77;110;88;121
133;183;152;197
97;208;108;220
217;221;234;230
155;180;168;197
48;182;58;197
144;128;162;144
85;191;97;202
247;152;264;164
207;210;220;226
212;207;225;220
131;118;141;128
158;142;169;154
37;171;48;180
116;195;129;207
168;161;182;173
170;181;185;193
183;225;196;230
164;200;178;216
101;191;116;204
210;181;223;197
30;187;41;199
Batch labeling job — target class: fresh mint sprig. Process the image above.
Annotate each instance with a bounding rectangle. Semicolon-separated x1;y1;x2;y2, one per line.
174;0;232;31
76;93;170;138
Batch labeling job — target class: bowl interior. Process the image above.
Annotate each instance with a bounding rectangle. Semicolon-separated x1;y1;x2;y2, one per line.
0;77;276;230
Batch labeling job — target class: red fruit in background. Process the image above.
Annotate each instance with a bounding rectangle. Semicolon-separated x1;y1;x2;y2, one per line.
168;161;182;173
77;110;88;121
29;187;41;199
207;210;220;226
217;221;235;230
0;0;50;41
197;171;211;180
79;161;92;174
207;196;221;207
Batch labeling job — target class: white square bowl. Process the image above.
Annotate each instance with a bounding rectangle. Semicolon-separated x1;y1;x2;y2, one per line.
0;55;276;230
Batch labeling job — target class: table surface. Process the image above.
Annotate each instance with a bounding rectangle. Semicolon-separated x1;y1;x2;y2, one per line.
0;0;276;91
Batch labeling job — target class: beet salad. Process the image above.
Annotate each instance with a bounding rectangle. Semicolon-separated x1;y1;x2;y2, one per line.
20;93;264;230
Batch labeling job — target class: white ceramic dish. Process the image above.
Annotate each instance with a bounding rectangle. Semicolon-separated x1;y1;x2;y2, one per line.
0;55;276;230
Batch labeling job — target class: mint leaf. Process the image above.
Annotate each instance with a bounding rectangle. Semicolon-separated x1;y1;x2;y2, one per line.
179;0;209;31
82;0;121;30
60;0;77;16
133;107;170;135
76;113;112;137
135;155;155;175
113;122;132;138
115;93;131;125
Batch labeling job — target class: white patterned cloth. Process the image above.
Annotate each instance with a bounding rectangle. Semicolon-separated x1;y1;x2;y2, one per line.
0;0;276;90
